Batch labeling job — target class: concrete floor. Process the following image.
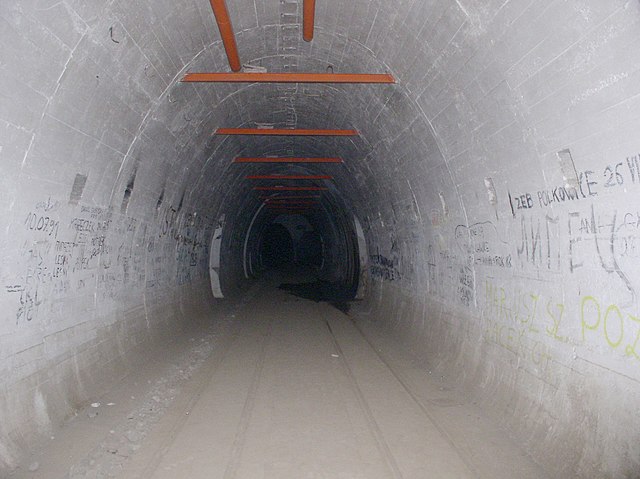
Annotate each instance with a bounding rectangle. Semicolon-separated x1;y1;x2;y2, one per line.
14;274;549;479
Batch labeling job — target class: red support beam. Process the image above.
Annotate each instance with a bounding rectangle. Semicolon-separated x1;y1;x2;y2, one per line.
303;0;316;42
266;209;314;213
265;202;315;205
265;203;319;207
246;174;332;180
266;206;315;210
265;203;315;207
216;128;358;136
235;157;342;164
253;186;328;191
264;200;319;203
268;211;310;215
208;0;241;72
260;195;321;200
182;72;396;83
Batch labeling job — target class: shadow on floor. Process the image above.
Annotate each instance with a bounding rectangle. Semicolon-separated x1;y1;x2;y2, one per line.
278;281;353;315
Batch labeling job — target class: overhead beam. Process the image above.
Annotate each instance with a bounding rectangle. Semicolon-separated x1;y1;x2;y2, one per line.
216;128;358;136
260;195;321;200
182;72;396;83
265;203;315;207
246;174;332;180
266;209;315;213
264;201;319;205
264;200;320;203
208;0;241;72
268;211;310;215
265;203;315;206
266;205;315;209
303;0;316;42
267;205;315;210
254;186;328;191
235;157;342;164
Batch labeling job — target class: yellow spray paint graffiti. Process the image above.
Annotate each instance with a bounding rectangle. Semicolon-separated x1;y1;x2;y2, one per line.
581;296;640;360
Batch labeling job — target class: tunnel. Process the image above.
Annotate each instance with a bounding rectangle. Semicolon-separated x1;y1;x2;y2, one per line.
1;0;639;477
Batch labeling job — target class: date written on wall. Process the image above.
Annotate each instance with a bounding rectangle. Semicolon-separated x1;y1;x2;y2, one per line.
508;155;640;213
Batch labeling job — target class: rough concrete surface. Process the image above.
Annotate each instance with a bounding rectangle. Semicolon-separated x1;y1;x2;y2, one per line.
2;0;640;477
11;280;548;478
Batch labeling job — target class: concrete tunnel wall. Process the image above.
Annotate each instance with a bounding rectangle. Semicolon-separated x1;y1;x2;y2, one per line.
1;0;639;476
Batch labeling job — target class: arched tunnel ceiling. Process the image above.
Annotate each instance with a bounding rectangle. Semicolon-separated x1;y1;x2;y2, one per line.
148;52;426;224
31;0;457;226
5;0;639;334
60;0;630;229
4;0;638;312
3;1;640;476
149;0;636;250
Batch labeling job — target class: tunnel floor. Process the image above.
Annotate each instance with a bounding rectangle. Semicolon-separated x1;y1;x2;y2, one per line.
16;273;548;479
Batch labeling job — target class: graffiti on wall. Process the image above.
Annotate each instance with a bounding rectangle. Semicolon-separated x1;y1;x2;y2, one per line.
4;197;210;325
482;279;640;370
508;155;640;214
422;149;640;377
370;254;401;281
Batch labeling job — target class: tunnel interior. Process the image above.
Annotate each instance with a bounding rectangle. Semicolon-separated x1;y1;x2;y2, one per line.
259;221;295;269
240;174;362;303
2;0;640;477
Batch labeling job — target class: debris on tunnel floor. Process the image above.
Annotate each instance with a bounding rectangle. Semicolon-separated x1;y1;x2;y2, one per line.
278;280;354;314
3;1;640;477
59;333;218;479
11;305;244;479
9;283;550;479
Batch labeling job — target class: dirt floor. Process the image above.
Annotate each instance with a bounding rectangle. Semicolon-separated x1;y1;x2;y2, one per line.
12;273;549;479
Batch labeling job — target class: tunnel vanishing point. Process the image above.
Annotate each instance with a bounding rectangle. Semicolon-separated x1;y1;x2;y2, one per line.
1;0;640;477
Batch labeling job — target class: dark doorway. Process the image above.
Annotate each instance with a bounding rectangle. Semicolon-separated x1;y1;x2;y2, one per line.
296;230;323;267
259;223;294;268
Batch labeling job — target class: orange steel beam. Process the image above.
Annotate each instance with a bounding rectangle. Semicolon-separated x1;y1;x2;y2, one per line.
303;0;316;42
268;212;313;214
264;199;319;203
269;211;310;215
246;174;332;180
267;205;317;208
260;195;321;200
182;72;396;83
267;205;315;210
254;186;328;191
260;195;320;202
265;203;315;207
208;0;241;72
216;128;358;136
266;209;315;213
235;157;342;164
266;203;315;206
265;202;319;206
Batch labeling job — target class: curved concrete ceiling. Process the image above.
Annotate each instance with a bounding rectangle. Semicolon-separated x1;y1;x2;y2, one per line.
2;0;640;477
